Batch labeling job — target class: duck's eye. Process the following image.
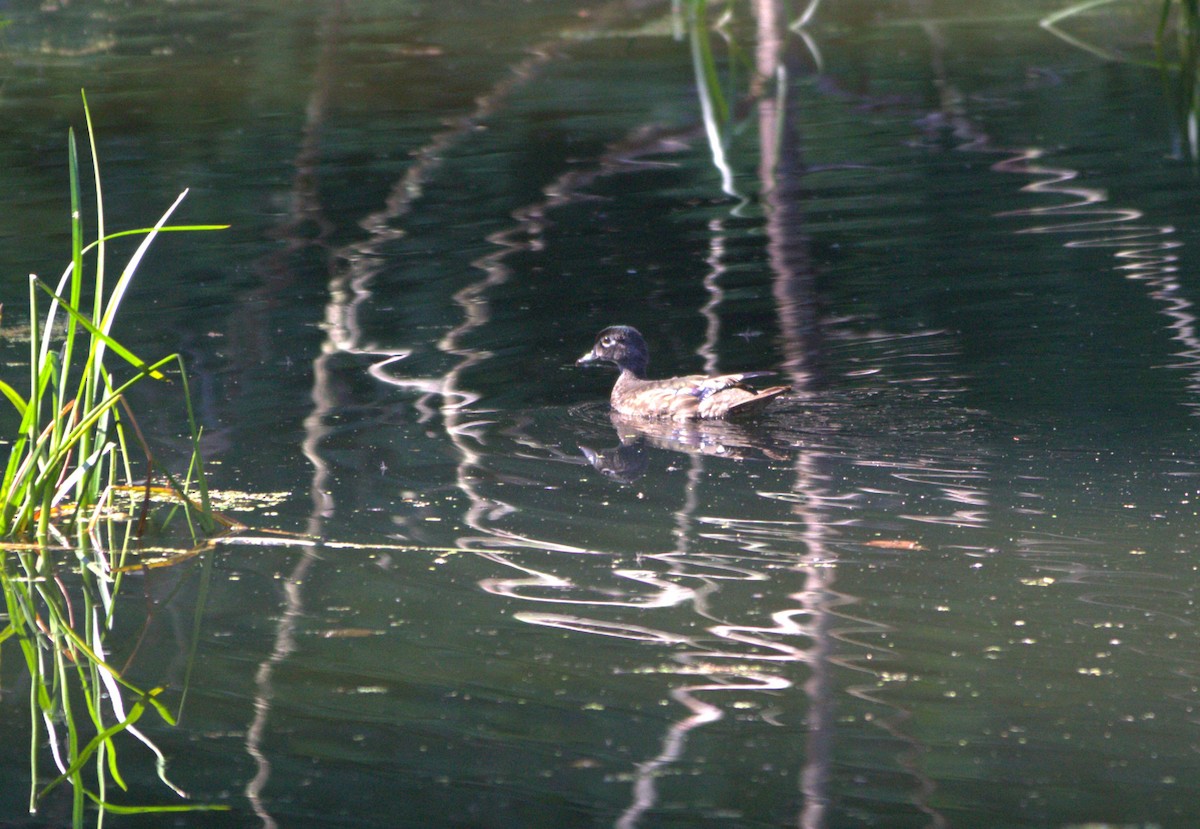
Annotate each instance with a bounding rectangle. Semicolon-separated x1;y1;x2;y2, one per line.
601;336;613;346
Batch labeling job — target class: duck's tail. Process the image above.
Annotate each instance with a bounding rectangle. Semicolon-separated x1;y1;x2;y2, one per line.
725;385;790;418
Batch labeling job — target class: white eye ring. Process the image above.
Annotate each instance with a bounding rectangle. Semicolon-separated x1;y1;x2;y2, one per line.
601;336;613;346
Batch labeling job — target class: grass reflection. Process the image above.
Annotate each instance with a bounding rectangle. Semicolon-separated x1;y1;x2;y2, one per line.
1156;0;1200;159
681;0;824;193
1042;0;1200;159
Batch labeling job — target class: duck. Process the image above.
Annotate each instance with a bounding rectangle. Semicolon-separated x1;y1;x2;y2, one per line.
576;325;789;420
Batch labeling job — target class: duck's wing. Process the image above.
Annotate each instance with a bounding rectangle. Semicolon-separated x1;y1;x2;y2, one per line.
612;381;705;418
691;371;775;399
612;372;785;420
709;385;790;418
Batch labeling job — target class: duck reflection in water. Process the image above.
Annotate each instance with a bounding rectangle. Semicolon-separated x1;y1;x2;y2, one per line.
576;326;790;420
578;413;791;484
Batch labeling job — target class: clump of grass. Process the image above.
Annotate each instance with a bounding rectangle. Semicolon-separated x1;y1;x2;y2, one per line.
0;92;228;824
0;102;222;542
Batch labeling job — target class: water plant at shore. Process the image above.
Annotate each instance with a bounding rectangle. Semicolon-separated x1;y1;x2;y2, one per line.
0;93;228;824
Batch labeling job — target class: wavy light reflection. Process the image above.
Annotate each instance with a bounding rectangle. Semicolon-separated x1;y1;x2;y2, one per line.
993;148;1199;409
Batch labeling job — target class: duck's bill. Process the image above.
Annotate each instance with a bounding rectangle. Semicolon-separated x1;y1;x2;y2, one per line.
576;349;602;366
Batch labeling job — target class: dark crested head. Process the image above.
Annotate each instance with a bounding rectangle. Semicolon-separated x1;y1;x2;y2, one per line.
576;325;649;377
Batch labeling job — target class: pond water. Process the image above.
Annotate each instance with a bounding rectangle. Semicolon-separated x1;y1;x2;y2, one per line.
2;0;1200;827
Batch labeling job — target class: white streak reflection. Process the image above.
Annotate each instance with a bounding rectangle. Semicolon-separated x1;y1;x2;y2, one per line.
480;566;699;609
993;148;1199;410
617;672;794;829
516;613;706;648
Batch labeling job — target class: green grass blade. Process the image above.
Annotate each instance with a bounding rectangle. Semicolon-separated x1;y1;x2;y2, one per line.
67;126;83;364
174;355;213;522
87;225;231;245
0;379;28;418
37;690;154;799
31;278;167;381
83;793;230;815
26;277;39;449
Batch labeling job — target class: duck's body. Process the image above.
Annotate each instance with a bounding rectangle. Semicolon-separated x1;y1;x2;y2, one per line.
576;326;789;420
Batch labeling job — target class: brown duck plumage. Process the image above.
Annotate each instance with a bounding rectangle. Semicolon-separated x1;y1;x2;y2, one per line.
576;326;789;420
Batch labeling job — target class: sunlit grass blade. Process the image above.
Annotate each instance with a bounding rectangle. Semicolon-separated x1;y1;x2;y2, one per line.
0;378;29;417
87;224;232;243
81;89;105;327
94;189;189;362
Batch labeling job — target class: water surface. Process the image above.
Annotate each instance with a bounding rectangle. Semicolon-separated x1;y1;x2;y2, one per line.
1;1;1199;827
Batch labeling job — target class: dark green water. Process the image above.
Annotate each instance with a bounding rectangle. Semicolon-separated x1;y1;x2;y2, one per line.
1;1;1199;827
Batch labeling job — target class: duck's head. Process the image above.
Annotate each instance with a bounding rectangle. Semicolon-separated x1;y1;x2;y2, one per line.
576;325;649;378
